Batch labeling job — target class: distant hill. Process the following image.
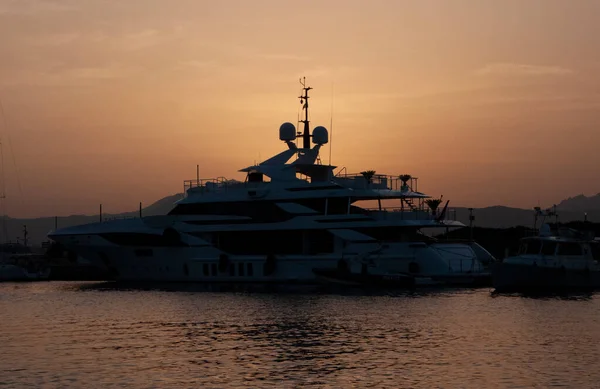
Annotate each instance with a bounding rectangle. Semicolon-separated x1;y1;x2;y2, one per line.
556;193;600;212
6;192;599;246
5;193;183;245
451;205;595;229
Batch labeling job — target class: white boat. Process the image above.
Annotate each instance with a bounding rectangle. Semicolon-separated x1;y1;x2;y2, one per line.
0;253;51;281
49;80;494;287
492;222;600;292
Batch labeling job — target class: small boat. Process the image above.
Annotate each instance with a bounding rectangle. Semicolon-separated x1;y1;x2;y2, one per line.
491;223;600;292
0;253;51;282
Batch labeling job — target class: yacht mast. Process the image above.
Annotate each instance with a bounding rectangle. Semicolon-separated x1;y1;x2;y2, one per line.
299;77;312;149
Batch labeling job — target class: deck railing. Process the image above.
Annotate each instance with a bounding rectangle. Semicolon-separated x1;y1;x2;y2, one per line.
183;177;251;196
362;207;459;221
182;170;423;197
333;171;420;192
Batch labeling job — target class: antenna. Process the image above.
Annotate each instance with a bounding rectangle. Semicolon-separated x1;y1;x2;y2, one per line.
298;77;312;149
329;82;333;166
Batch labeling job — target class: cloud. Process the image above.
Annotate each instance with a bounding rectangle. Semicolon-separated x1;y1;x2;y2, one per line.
24;32;80;46
174;59;219;72
475;63;573;77
0;63;141;87
0;0;75;15
120;29;162;51
259;54;310;62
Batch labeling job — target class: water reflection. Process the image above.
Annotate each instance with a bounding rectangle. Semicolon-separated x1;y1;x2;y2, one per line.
491;289;594;301
1;282;600;388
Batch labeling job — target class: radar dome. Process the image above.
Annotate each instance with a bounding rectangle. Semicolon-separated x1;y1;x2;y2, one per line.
312;126;328;145
279;122;296;141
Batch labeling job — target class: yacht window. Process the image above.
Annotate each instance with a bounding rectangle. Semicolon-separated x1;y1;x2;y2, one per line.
169;201;293;222
211;263;217;276
209;230;305;255
557;243;582;256
203;263;209;276
238;262;245;276
525;240;542;255
247;263;254;276
229;263;235;276
541;242;557;256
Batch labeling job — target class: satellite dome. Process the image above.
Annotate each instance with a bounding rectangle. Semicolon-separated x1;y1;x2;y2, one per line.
312;126;328;145
279;122;296;141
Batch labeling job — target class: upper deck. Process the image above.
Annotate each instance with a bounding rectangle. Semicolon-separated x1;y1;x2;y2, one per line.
183;171;426;197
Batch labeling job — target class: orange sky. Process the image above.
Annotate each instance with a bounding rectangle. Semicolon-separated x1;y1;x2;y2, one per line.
0;0;599;218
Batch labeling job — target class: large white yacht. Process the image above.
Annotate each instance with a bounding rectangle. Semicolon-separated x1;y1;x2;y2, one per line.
49;80;494;287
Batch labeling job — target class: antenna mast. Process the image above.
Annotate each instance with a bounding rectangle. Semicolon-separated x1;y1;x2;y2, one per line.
329;82;333;166
299;77;312;149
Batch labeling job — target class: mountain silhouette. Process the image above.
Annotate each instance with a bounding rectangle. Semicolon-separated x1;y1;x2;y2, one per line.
556;193;600;212
4;193;183;246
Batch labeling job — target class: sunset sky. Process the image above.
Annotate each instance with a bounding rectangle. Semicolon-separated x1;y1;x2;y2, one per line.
1;0;599;218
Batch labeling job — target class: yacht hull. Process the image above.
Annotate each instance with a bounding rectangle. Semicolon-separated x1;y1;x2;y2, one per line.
51;233;491;286
60;243;344;282
313;268;491;288
491;262;600;292
312;268;416;288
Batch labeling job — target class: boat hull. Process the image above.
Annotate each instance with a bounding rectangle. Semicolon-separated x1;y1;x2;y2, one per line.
49;232;491;285
312;268;416;288
491;262;600;292
0;264;51;282
313;268;491;288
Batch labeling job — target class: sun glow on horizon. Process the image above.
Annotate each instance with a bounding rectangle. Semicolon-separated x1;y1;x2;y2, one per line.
0;0;599;218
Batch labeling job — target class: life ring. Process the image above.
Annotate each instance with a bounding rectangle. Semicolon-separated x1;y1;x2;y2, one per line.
264;254;277;276
218;254;230;273
408;262;420;274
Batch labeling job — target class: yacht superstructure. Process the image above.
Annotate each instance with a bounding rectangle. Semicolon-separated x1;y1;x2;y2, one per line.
49;80;494;286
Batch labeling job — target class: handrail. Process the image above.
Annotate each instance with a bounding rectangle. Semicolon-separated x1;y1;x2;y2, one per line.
332;173;418;192
362;207;460;221
183;172;425;197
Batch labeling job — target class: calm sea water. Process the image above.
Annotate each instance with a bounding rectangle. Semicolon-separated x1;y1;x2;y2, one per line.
1;282;600;388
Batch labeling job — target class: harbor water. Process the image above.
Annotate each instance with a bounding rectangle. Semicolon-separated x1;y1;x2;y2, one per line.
1;282;600;388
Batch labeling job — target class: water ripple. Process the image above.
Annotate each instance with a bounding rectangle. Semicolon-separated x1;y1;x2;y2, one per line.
1;282;600;388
